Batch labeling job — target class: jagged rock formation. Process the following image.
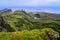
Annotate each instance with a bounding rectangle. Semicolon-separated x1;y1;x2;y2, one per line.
0;16;15;32
46;31;60;40
0;8;12;13
14;10;27;15
0;8;12;16
14;10;34;18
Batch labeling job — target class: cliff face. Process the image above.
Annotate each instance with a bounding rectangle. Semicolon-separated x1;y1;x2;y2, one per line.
0;16;15;32
0;8;12;13
0;8;12;15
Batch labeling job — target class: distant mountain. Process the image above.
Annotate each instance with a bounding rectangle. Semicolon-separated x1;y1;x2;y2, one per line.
34;12;60;20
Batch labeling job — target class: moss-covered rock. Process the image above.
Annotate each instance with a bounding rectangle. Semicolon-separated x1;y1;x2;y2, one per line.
0;28;59;40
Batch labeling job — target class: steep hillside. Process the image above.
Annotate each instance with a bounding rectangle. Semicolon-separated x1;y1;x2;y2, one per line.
1;10;59;32
0;9;60;40
2;10;60;34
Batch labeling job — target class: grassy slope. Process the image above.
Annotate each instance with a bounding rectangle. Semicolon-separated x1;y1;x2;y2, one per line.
3;13;60;33
1;13;60;40
0;28;58;40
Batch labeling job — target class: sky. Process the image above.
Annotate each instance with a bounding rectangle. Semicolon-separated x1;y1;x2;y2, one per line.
0;0;60;13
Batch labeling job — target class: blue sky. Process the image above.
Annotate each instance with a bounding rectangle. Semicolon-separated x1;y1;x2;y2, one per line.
0;0;60;13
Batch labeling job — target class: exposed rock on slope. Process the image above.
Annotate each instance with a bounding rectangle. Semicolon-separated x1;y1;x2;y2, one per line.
14;10;34;18
0;16;15;32
0;8;12;15
46;31;59;40
0;8;12;13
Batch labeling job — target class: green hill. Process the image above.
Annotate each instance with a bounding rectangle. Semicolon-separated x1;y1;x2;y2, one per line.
0;9;60;40
0;28;59;40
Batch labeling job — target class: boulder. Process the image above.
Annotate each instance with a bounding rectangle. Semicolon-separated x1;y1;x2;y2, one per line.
46;31;59;40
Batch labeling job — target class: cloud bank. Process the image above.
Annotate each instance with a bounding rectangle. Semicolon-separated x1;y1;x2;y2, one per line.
0;0;60;7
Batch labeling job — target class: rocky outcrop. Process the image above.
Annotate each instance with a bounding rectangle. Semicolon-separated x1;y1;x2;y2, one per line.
0;8;12;13
0;16;15;32
0;8;12;16
14;10;34;18
46;31;60;40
